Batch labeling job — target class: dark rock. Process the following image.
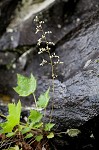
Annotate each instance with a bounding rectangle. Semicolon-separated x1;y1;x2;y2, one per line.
0;0;98;51
0;30;20;50
0;52;18;65
53;23;99;129
0;0;56;50
0;0;82;50
0;0;19;36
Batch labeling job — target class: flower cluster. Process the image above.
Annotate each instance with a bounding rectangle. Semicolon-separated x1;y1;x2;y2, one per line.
50;53;63;65
34;16;63;79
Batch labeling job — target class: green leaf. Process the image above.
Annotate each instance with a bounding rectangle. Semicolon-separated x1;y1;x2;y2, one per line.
35;135;43;142
96;60;99;63
21;127;31;134
66;129;81;137
44;123;55;131
47;132;54;139
28;110;42;125
3;145;21;150
13;74;37;97
18;125;24;131
6;132;15;137
33;122;43;128
0;100;21;133
25;133;33;139
37;88;50;109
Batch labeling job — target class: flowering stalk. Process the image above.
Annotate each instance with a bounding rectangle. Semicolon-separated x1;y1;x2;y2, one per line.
34;16;63;121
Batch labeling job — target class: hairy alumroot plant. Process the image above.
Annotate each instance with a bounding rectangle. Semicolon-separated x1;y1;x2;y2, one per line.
33;16;81;139
34;16;63;121
0;16;81;150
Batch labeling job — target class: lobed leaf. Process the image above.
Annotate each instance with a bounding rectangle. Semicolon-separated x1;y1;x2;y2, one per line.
13;74;37;97
33;122;43;129
21;127;31;135
47;132;54;139
44;123;55;131
28;110;42;125
66;129;81;137
35;134;43;141
37;88;50;109
0;100;21;133
6;132;15;137
25;133;33;139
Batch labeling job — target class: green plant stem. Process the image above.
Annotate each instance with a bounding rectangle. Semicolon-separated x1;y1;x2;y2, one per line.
33;93;37;108
41;30;55;122
56;131;67;135
35;19;55;122
47;51;55;122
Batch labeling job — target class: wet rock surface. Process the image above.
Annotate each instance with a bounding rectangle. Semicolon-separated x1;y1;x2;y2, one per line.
0;0;19;36
0;0;55;49
0;0;99;149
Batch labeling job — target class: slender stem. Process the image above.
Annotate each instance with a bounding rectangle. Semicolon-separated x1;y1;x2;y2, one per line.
35;19;55;122
47;51;55;122
55;131;67;135
33;93;37;108
41;29;55;122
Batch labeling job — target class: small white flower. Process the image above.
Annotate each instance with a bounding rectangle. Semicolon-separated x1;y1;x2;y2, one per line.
40;59;47;66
